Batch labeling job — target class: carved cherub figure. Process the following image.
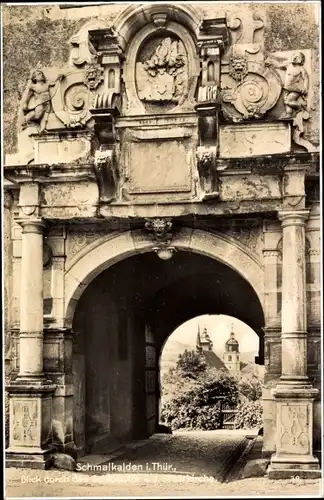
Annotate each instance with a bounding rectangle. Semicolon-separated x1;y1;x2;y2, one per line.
266;51;309;117
20;68;64;132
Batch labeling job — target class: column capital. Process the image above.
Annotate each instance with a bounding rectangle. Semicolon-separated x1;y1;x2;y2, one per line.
17;218;46;234
278;209;310;227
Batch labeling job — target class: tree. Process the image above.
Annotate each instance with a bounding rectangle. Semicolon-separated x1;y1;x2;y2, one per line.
176;349;207;379
237;375;263;402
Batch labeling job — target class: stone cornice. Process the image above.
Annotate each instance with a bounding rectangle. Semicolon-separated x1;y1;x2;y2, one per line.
4;151;318;184
4;163;95;184
216;152;319;175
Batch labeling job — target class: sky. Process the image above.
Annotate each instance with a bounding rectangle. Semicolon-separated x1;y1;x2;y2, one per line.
163;314;259;356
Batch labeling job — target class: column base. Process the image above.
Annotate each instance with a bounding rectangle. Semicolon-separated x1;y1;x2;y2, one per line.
6;379;56;469
270;384;320;480
268;454;321;479
6;447;55;470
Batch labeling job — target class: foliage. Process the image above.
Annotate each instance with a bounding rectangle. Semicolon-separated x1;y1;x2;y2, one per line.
234;400;263;430
237;375;263;402
161;367;239;430
175;349;207;379
160;349;264;432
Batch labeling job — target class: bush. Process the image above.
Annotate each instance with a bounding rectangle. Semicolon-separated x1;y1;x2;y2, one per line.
234;400;263;430
161;368;239;430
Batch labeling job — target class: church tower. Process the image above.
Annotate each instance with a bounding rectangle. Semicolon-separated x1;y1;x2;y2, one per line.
223;325;240;372
196;325;213;352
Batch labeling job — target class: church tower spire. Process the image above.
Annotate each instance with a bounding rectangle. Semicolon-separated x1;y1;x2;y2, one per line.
196;325;202;353
223;324;240;372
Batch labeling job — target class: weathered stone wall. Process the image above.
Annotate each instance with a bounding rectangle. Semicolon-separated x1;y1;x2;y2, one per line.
3;2;320;154
72;263;134;455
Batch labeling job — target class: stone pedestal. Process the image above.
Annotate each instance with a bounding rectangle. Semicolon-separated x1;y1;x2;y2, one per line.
6;382;56;469
6;219;56;469
268;210;320;479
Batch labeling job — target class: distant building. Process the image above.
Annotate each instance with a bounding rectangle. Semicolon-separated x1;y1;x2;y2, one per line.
223;326;240;373
196;325;227;370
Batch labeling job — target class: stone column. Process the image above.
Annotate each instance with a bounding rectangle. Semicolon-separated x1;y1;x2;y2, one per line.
6;218;56;469
19;220;46;379
268;210;320;479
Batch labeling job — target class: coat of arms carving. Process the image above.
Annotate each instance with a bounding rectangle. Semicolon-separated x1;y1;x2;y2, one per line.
136;36;188;105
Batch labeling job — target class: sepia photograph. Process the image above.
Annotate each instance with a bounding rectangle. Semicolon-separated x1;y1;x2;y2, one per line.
1;1;322;498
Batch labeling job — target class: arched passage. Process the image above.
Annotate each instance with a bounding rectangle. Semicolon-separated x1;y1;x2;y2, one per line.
65;228;264;327
69;230;265;457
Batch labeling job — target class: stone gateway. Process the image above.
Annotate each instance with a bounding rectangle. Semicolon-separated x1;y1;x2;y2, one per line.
2;2;321;480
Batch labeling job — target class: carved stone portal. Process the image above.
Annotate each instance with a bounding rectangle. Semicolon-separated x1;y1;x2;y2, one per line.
136;36;188;106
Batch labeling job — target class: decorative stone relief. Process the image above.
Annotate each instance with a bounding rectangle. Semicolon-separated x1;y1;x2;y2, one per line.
136;36;188;105
278;403;310;454
219;174;278;202
67;227;110;258
83;60;104;91
221;13;282;122
265;51;316;152
145;218;176;260
18;67;65;133
123;20;200;116
211;221;263;259
9;68;65;165
12;400;38;444
229;226;263;257
51;69;94;129
10;21;112;167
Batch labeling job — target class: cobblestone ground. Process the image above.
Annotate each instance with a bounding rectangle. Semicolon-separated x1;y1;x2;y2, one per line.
5;431;322;498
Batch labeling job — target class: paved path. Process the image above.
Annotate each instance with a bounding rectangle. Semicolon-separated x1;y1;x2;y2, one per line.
5;431;321;497
88;430;248;480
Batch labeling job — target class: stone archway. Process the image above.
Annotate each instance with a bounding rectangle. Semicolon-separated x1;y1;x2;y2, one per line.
64;227;264;329
69;233;265;455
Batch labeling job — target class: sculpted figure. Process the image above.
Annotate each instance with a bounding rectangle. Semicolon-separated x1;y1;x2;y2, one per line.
266;51;309;117
283;51;309;117
20;69;64;132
